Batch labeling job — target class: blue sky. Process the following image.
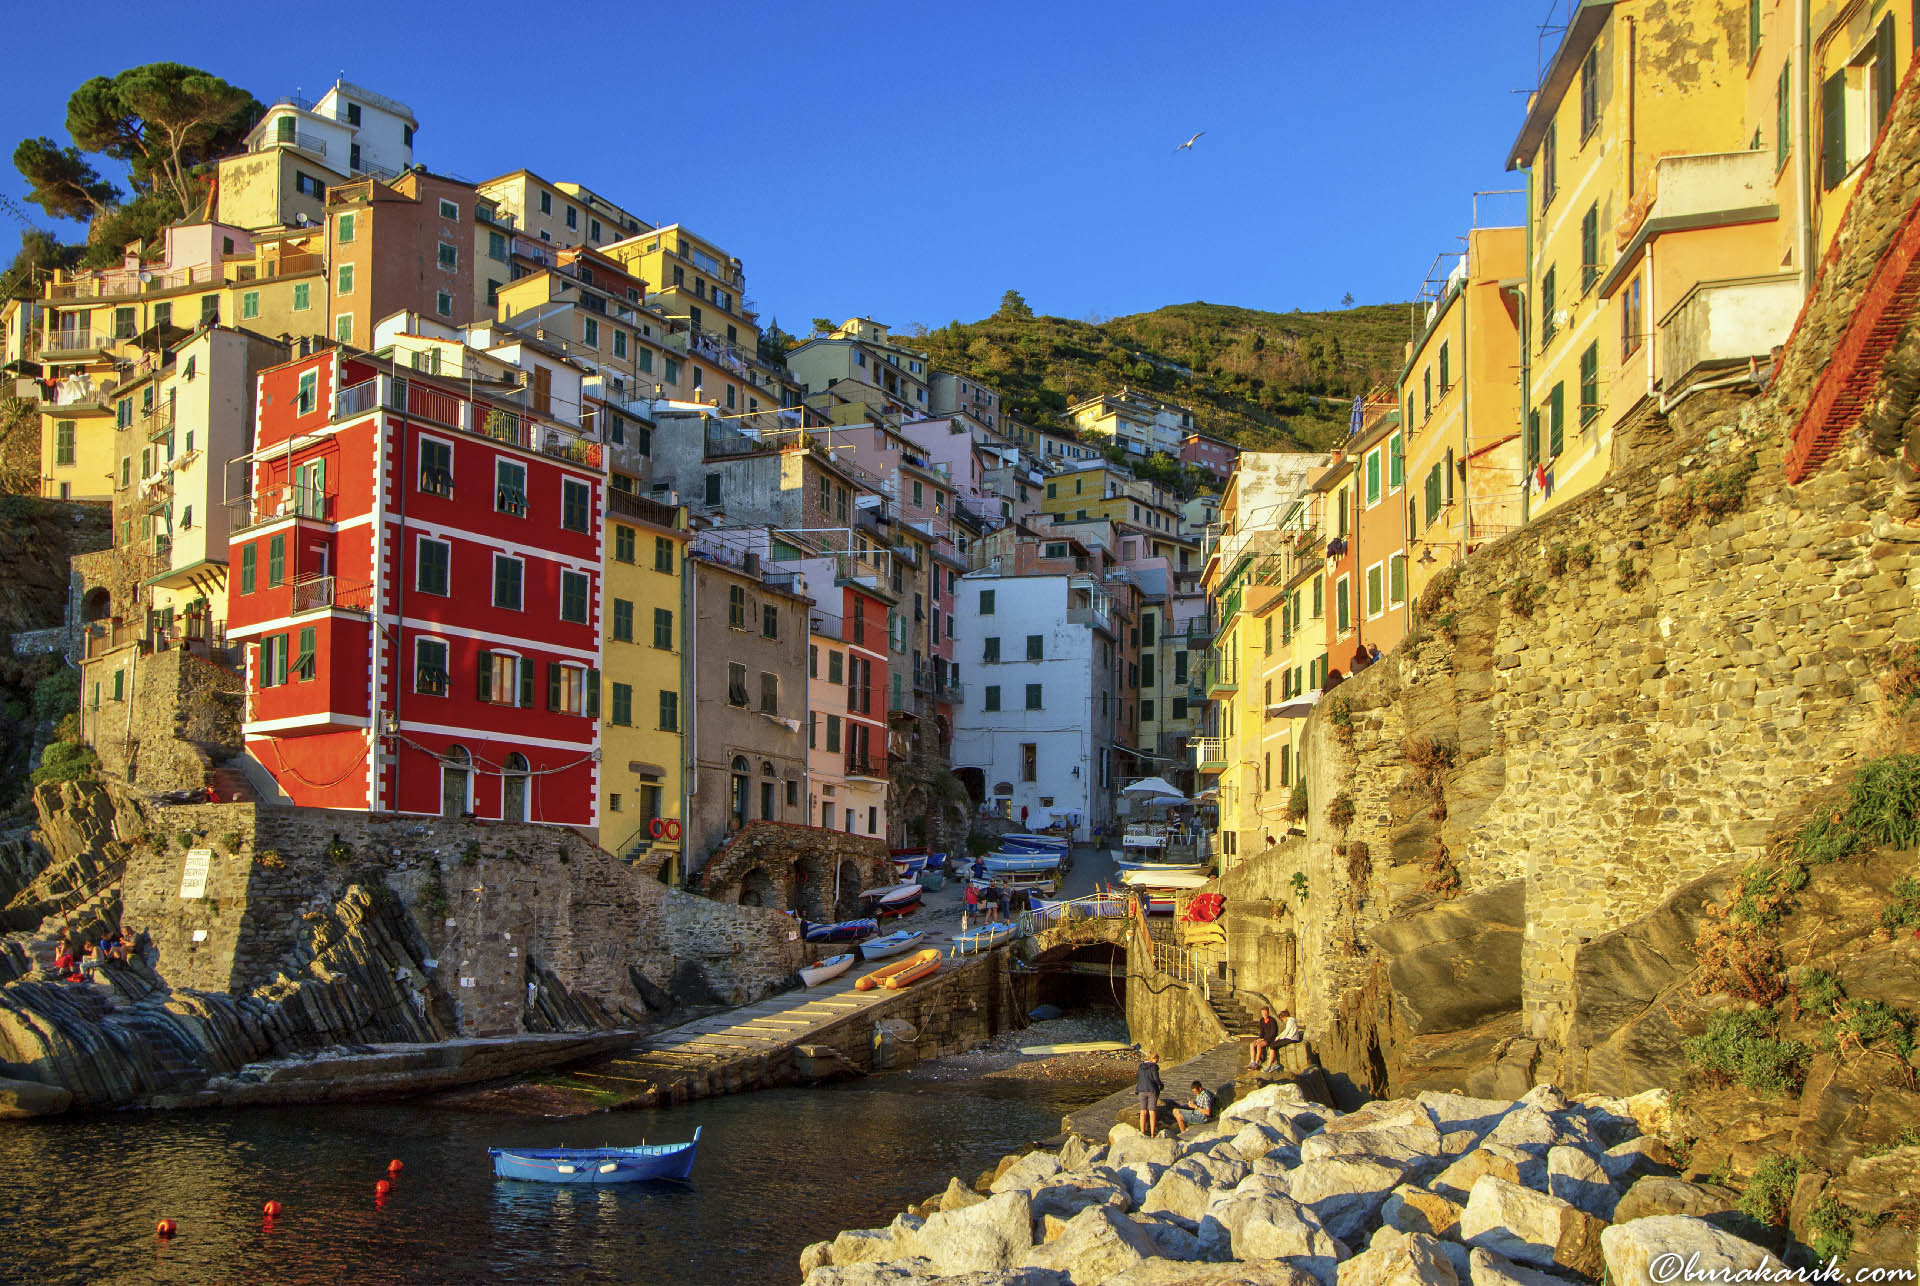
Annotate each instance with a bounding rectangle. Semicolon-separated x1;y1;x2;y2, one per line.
4;0;1548;328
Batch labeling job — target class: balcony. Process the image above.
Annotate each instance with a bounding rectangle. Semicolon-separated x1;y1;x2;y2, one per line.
290;574;373;615
1205;656;1239;696
1658;274;1801;397
335;375;603;468
46;264;220;303
230;251;325;283
144;402;176;441
40;328;106;360
845;752;887;781
1193;737;1227;774
936;673;964;702
230;481;333;530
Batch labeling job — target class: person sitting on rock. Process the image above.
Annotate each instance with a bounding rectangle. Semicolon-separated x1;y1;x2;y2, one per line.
1276;1010;1302;1045
1171;1080;1213;1131
51;944;76;981
1249;1005;1279;1071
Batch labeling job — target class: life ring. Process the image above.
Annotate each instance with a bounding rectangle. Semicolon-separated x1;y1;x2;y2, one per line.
663;819;682;840
648;817;667;839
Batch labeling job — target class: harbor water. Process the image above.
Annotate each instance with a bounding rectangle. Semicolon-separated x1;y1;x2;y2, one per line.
0;1067;1099;1286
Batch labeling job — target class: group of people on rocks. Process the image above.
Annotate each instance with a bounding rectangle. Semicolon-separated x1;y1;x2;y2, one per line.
1133;1006;1303;1137
50;926;139;981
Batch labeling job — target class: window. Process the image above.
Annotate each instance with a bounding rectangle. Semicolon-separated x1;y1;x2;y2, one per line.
1387;432;1405;492
655;537;674;573
825;714;842;752
1540;266;1557;345
241;291;260;320
560;570;589;623
1425;464;1444;528
566;206;577;230
611;599;634;642
1580;343;1600;427
614;525;635;563
1621;275;1644;361
984;684;1001;711
493;554;523;609
727;662;748;706
337;263;354;295
979;589;995;614
762;603;779;639
420;439;452;497
539;191;552;214
1021;743;1037;782
259;634;289;688
335;315;352;344
241;545;256;594
435;291;452;317
337;212;356;244
1540;121;1557;207
1422;368;1432;420
1026;634;1043;661
1366;564;1383;618
547;661;595;715
293;626;316;681
658;689;678;731
583;317;598;348
296;370;317;416
728;584;745;629
1548;382;1566;458
415;638;449;695
1173;697;1188;720
983;636;1001;662
827;651;844;684
704;472;721;505
1580;204;1600;293
1776;60;1792;172
1389;553;1407;607
489;231;507;262
438;198;459;220
1364;449;1381;506
1025;683;1042;710
653;607;673;649
1747;0;1761;62
611;682;633;726
561;478;590;532
496;459;527;515
267;534;285;587
1527;409;1541;467
417;537;450;595
1335;576;1351;635
760;672;779;714
1579;45;1600;138
54;420;75;467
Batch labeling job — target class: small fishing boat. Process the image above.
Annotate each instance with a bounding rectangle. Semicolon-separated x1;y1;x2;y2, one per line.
877;892;922;918
799;953;855;987
857;946;940;991
860;880;924;905
804;917;878;944
980;851;1062;874
490;1129;701;1184
1018;1039;1131;1056
889;852;929;877
954;921;1018;952
1118;869;1211;890
1111;856;1208;876
997;833;1069;854
860;929;926;961
882;948;941;989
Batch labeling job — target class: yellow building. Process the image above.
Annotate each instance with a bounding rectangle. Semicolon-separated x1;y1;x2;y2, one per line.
475;170;652;253
1507;0;1757;521
1039;461;1184;538
601;225;762;358
600;491;692;878
1399;226;1527;607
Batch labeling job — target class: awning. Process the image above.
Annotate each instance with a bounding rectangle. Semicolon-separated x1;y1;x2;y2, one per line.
1267;689;1323;720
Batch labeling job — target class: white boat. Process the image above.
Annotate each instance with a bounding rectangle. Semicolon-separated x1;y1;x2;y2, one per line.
860;880;924;906
799;952;855;986
1119;869;1211;890
1019;1039;1132;1055
860;929;926;960
954;922;1018;952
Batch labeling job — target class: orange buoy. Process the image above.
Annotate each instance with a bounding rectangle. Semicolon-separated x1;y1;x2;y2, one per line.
155;1219;177;1237
262;1201;283;1217
375;1179;392;1196
386;1159;404;1173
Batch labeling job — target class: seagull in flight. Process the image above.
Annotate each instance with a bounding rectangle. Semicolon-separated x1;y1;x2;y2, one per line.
1175;131;1205;152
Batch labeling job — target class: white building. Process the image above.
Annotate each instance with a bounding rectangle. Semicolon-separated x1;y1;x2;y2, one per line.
952;570;1118;840
245;79;417;183
1067;389;1197;458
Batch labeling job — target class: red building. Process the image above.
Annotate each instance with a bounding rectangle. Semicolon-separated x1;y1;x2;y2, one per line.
1180;432;1240;479
227;346;603;826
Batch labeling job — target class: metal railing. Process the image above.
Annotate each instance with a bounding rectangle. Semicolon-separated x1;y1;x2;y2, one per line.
40;328;99;357
1205;656;1238;692
1192;736;1226;768
290;574;373;614
46;264;220;302
231;482;332;528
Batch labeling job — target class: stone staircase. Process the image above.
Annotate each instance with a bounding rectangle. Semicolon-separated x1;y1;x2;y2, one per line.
1207;989;1261;1041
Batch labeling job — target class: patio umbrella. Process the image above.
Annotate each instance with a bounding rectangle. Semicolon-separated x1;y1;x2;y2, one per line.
1122;775;1182;797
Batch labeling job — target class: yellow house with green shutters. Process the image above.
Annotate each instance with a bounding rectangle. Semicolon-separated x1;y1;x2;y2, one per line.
599;491;693;880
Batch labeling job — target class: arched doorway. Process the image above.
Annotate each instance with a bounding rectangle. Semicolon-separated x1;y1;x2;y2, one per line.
955;766;986;807
790;858;809;916
441;746;470;817
835;858;864;919
730;756;749;828
739;866;775;907
759;760;776;821
81;587;111;623
502;752;529;822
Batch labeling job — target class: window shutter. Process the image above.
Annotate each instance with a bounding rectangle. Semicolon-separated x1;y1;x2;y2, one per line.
547;661;561;711
478;650;494;701
585;668;600;719
1872;17;1895;138
519;658;535;708
1821;71;1847;189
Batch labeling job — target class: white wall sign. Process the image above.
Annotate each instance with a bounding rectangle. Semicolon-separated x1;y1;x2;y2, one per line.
179;849;213;900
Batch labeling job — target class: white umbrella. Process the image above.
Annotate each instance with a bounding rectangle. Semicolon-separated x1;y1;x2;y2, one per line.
1122;775;1182;797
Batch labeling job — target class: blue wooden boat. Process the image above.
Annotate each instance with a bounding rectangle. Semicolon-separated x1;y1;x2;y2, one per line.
890;853;929;877
954;922;1018;952
998;834;1069;854
981;851;1062;873
860;929;926;960
804;917;878;943
491;1128;700;1184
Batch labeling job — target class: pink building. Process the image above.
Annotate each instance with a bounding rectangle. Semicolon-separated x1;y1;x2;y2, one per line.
1181;432;1239;478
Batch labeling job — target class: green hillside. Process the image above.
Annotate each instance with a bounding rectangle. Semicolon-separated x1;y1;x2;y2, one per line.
917;298;1413;452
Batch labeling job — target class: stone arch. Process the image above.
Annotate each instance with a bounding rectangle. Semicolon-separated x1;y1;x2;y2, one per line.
955;766;986;807
739;865;776;907
81;587;111;623
835;858;864;919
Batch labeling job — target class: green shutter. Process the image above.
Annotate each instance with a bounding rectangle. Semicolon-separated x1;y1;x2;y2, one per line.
1549;384;1565;457
1777;61;1791;171
241;545;256;594
1821;71;1847;189
1580;345;1599;426
1872;17;1895;138
478;650;494;701
585;668;600;719
518;658;534;708
546;661;561;711
1527;408;1541;465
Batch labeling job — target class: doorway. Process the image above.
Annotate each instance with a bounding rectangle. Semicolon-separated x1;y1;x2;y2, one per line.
503;752;529;822
441;745;470;817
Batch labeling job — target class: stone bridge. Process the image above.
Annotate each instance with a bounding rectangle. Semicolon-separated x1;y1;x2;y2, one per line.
687;821;890;922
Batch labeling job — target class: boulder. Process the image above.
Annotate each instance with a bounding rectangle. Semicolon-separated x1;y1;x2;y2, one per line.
832;1227;906;1266
1141;1162;1219;1227
1222;1082;1313;1118
1103;1261;1323;1286
1479;1106;1575;1161
1333;1231;1459;1286
1412;1092;1512;1154
941;1176;989;1212
1110;1162;1169;1210
1598;1137;1673;1186
1299;1114;1446;1177
1617;1089;1673;1141
996;1151;1066;1194
1109;1133;1181;1172
1379;1185;1462;1240
1111;1122;1144;1147
1600;1216;1786;1286
1031;1178;1133;1228
0;1076;72;1117
1019;1204;1163;1285
1231;1121;1290;1161
1429;1144;1533;1203
1129;1213;1206;1262
804;1265;1072;1286
1459;1177;1605;1280
1187;1152;1250;1190
1465;1247;1580;1286
902;1189;1035;1274
1058;1135;1092;1172
1287;1156;1411;1243
800;1240;835;1275
1197;1189;1347;1284
1610;1176;1737;1224
1370;877;1524;1036
1545;1146;1616;1219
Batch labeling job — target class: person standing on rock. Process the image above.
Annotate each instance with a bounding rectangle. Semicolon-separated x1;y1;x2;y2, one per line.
1136;1049;1164;1137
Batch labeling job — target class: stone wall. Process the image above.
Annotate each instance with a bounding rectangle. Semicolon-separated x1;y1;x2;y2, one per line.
799;949;1015;1072
1217;65;1920;1101
690;819;890;921
82;644;243;794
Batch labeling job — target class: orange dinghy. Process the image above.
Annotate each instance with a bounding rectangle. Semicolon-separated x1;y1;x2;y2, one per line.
857;948;932;991
881;948;942;990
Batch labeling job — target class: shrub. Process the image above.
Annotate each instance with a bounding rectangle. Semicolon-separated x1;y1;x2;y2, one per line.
175;830;195;851
1736;1153;1802;1226
221;831;245;854
1287;782;1308;821
255;849;286;871
1881;644;1920;712
31;741;96;786
1545;545;1570;578
1836;999;1917;1058
1795;755;1920;860
1504;580;1543;619
1795;967;1844;1018
1805;1194;1860;1266
1567;543;1594;572
1882;875;1920;935
966;833;992;857
1417;566;1458;617
1328;702;1355;748
1433;612;1458;643
460;841;481;867
1326;793;1355;831
1289;870;1309;901
1683;1008;1810;1094
2;700;23;722
1422;840;1461;897
1615;557;1642;591
31;669;78;723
